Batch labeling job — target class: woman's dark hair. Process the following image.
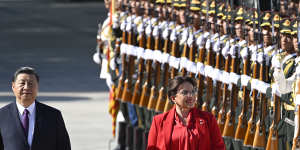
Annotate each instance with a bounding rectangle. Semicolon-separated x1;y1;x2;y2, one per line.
167;76;196;103
12;67;39;83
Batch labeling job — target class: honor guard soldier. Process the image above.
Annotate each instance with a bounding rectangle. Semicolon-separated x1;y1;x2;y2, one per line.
292;17;300;149
273;18;297;150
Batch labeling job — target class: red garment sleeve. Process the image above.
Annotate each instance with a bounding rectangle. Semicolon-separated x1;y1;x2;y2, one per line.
209;114;226;150
147;117;159;150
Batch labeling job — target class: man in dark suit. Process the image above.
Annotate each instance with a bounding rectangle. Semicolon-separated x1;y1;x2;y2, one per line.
0;67;71;150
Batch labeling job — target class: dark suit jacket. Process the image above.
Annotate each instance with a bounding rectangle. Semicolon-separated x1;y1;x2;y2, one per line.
0;101;71;150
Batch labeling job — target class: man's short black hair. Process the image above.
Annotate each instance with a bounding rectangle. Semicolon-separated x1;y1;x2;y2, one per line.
12;67;39;82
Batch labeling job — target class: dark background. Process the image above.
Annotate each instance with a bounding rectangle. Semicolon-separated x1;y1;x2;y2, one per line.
0;0;109;92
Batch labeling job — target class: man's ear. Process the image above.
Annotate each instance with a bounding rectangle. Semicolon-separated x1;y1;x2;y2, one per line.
12;82;15;90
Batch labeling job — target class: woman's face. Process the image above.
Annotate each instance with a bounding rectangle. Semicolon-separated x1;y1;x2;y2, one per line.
172;82;197;109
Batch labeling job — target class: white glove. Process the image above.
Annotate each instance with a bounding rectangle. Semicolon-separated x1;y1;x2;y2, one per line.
273;68;294;94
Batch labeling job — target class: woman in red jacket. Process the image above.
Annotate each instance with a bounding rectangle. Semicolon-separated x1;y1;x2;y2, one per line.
147;76;225;150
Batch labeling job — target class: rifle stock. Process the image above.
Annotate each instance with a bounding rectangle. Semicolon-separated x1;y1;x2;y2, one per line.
148;36;162;110
253;62;267;148
244;62;259;147
139;35;154;107
211;53;224;117
164;35;179;112
217;54;231;133
235;56;250;141
116;27;128;100
197;46;206;109
131;32;146;105
170;40;178;79
121;30;136;102
156;36;170;112
202;47;215;112
188;42;196;77
181;42;189;76
266;94;281;150
292;79;300;149
223;50;239;138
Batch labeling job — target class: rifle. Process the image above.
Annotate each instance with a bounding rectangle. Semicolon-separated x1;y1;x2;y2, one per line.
253;3;267;148
155;0;172;112
234;2;250;142
202;0;214;112
266;1;281;149
292;105;300;149
116;1;129;101
223;35;239;140
163;1;178;112
244;9;260;147
122;0;138;103
266;93;281;150
180;0;191;76
217;1;231;133
131;2;146;105
148;3;163;110
253;55;267;148
211;0;225;117
139;0;155;108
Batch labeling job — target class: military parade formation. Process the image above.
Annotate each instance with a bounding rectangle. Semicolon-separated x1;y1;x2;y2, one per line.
94;0;300;149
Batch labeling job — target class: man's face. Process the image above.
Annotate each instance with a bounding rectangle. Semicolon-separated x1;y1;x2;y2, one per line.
235;22;243;39
208;15;215;32
248;25;258;43
12;73;38;107
222;20;228;34
262;27;272;46
178;8;186;24
280;33;293;52
216;18;223;34
191;11;201;29
104;0;111;9
293;35;298;52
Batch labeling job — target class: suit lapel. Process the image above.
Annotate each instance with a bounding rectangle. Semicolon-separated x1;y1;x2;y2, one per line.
163;106;175;150
31;102;43;149
10;102;29;146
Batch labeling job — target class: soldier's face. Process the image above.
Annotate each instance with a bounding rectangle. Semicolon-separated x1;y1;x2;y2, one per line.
208;15;215;32
191;11;200;28
179;8;185;24
293;36;298;52
144;1;149;16
104;0;110;9
216;18;223;34
156;4;163;18
222;21;228;34
130;1;136;14
262;27;272;46
235;22;243;39
280;33;293;51
248;25;257;42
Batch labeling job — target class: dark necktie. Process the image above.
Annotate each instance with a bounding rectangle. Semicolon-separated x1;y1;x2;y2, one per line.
21;109;29;137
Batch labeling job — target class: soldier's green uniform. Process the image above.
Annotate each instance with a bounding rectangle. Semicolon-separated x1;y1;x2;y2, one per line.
273;18;297;150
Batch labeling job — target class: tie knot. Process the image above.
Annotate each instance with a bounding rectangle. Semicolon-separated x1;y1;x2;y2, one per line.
23;109;29;115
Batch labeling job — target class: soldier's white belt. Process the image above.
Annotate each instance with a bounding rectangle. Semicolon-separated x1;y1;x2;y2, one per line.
120;43;272;91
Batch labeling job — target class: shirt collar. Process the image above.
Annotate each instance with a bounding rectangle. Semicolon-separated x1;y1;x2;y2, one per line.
16;101;36;115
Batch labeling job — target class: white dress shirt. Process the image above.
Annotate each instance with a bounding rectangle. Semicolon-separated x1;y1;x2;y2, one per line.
16;101;36;147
